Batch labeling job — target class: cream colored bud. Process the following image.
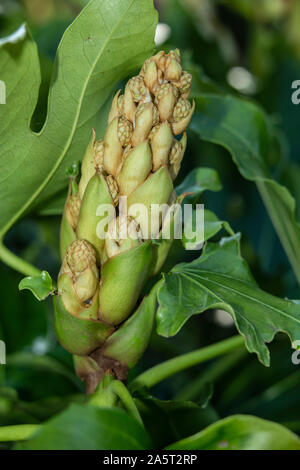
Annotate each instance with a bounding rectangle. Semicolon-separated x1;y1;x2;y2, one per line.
118;116;133;146
118;94;124;114
103;117;132;175
117;141;152;196
59;240;99;308
128;75;150;102
65;192;81;230
169;133;187;180
108;89;121;124
149;122;173;172
141;58;159;92
174;72;192;98
103;117;123;175
171;99;195;135
165;57;182;81
155;83;179;122
132;102;159;147
123;83;137;122
153;50;166;71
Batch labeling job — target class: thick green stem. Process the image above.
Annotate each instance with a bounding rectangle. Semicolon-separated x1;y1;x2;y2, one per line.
256;181;300;286
175;347;247;401
0;241;41;277
0;424;39;442
111;380;144;427
130;335;245;391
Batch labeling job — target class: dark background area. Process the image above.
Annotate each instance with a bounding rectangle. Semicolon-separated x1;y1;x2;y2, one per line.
1;0;300;438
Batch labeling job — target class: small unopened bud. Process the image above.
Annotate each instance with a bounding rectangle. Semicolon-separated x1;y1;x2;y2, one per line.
103;117;132;175
174;71;192;98
141;58;159;92
123;83;136;122
171;99;195;135
165;54;182;81
118;116;133;147
132;102;159;147
106;175;119;206
58;240;99;315
128;75;150;102
108;89;121;124
149;122;173;171
153;50;166;71
65;191;81;231
155;82;179;122
117;141;152;196
60;181;80;259
169;133;187;180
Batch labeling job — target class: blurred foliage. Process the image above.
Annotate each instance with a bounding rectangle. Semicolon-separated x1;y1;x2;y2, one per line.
0;0;300;440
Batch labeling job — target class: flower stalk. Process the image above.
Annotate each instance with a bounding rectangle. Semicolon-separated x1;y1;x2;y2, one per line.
55;49;194;393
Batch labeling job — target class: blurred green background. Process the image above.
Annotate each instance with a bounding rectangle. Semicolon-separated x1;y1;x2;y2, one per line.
1;0;300;440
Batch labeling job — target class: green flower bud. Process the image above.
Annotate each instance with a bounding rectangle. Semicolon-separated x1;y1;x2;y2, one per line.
171;99;195;135
58;240;99;316
99;242;152;325
127;166;173;239
100;285;157;370
117;141;152;196
76;174;116;261
149;121;173;172
79;130;96;200
54;295;113;356
131;102;159;147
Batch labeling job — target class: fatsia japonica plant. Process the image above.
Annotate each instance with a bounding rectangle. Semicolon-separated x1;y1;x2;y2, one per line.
1;0;300;451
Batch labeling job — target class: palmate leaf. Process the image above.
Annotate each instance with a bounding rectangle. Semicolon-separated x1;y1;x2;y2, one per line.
0;0;157;241
191;93;300;284
157;235;300;366
166;415;300;450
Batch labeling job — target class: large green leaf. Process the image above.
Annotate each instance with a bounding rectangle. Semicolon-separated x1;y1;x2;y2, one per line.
0;0;157;240
166;414;300;450
134;390;218;449
17;403;151;450
157;235;300;366
175;167;222;199
191;93;300;284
